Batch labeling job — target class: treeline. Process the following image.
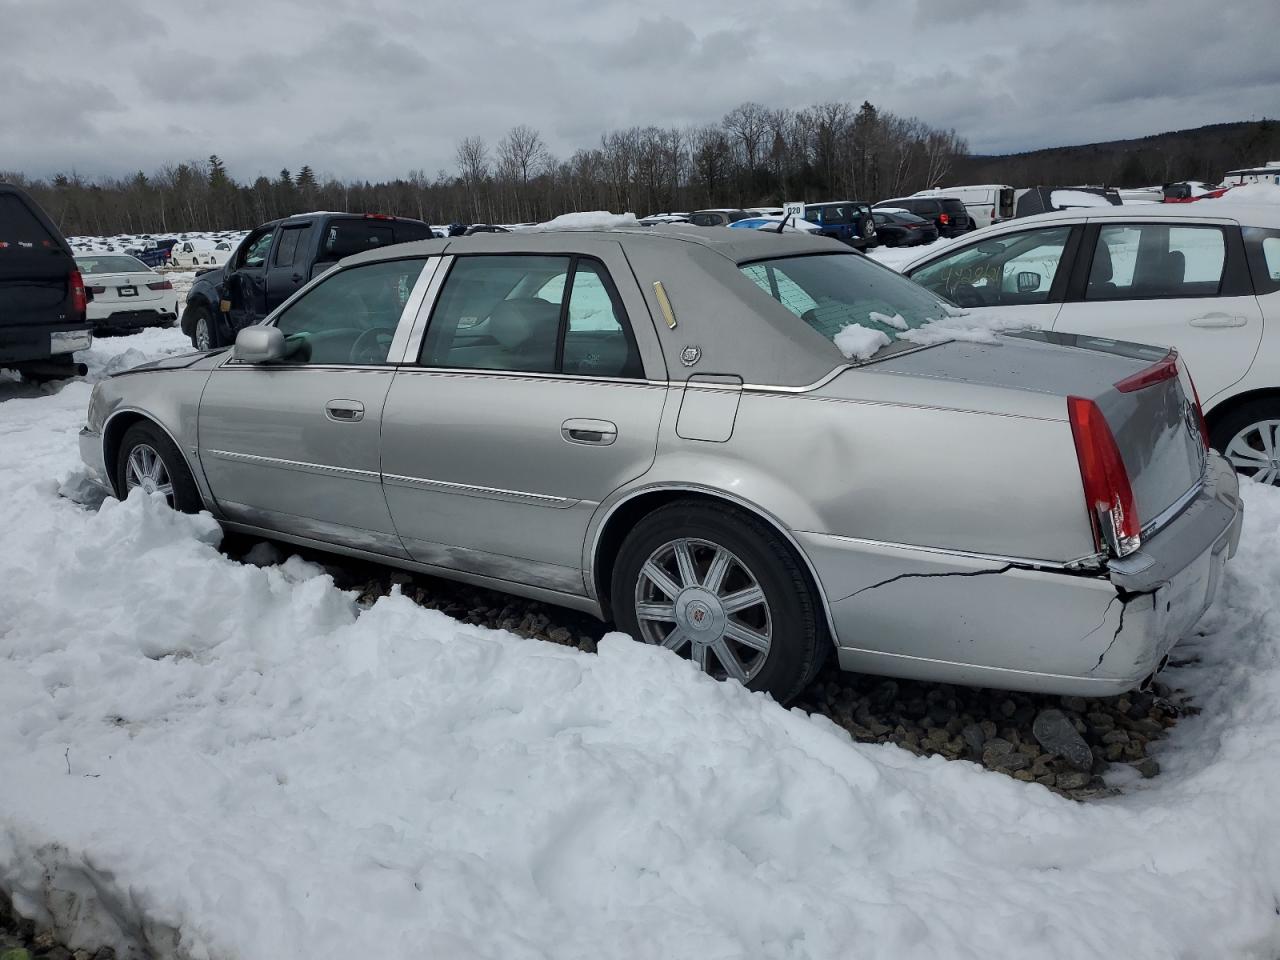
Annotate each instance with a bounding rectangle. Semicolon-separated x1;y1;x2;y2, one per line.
958;119;1280;189
1;100;966;236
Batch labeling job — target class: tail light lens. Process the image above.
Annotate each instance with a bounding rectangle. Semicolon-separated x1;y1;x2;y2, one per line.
88;285;107;295
1068;396;1141;557
146;280;174;291
70;269;87;317
939;213;950;224
1114;350;1178;393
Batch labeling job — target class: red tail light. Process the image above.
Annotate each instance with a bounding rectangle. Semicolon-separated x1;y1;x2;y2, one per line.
69;268;87;316
365;213;394;221
1114;350;1178;393
939;213;950;224
1068;396;1141;557
146;280;174;291
88;285;106;295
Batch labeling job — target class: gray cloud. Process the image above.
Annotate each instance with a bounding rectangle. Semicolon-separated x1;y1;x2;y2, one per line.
1;0;1277;182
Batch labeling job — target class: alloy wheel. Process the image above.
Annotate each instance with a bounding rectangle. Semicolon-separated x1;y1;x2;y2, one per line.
124;443;174;505
195;316;211;350
1224;419;1280;485
634;537;772;684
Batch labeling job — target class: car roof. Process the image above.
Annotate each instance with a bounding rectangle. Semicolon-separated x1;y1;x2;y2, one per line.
342;223;847;269
989;202;1280;229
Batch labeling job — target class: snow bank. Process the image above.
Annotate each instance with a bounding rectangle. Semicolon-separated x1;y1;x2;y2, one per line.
867;235;956;272
3;333;1280;959
533;210;642;231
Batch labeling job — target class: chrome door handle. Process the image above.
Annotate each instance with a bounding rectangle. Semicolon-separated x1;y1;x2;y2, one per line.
562;418;617;445
1189;313;1248;328
325;399;365;423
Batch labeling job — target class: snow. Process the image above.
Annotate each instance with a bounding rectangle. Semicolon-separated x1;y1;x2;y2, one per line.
897;308;1039;346
867;235;958;272
1049;189;1114;209
533;210;643;231
1209;182;1280;205
3;332;1280;958
867;310;909;331
832;322;891;359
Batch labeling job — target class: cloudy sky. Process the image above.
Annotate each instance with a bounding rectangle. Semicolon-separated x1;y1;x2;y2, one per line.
3;0;1278;183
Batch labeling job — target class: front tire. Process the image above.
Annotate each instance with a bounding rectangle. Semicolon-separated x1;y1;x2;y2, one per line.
187;304;216;350
1211;400;1280;485
610;500;825;704
115;422;203;512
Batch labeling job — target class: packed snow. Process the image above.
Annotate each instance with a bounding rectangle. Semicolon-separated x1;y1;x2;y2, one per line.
2;333;1280;958
1210;182;1280;205
1049;189;1115;209
532;210;643;231
833;322;892;359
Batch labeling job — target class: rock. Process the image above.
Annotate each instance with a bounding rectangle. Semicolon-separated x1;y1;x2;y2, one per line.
1104;742;1126;762
1128;693;1155;717
1032;709;1094;771
1;950;32;960
1060;695;1088;713
1101;729;1130;745
1013;769;1035;782
961;723;987;756
994;751;1031;772
388;571;413;585
1085;711;1115;731
1135;757;1160;779
1036;773;1057;788
1129;718;1166;737
999;699;1017;718
982;737;1013;759
46;948;73;960
979;719;997;739
1056;771;1091;790
546;627;572;644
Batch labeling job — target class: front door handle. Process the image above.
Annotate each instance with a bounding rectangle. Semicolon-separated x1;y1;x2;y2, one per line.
325;399;365;423
1189;313;1248;328
562;418;617;445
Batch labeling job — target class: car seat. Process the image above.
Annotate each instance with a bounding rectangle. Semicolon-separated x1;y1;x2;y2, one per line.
486;298;560;371
1088;241;1117;297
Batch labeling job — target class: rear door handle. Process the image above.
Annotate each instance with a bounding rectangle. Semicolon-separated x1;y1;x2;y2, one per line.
1189;313;1248;328
325;399;365;423
562;418;617;445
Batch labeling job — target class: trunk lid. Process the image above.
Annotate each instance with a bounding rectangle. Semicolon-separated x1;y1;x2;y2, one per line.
870;331;1205;533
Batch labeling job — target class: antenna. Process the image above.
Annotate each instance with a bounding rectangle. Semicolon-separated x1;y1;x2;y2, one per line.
775;212;793;234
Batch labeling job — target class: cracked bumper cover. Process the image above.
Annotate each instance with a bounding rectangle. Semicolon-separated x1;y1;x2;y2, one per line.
796;453;1242;696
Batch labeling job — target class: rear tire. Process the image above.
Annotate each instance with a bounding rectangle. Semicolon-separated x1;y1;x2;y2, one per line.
114;422;203;512
1211;399;1280;485
610;499;826;704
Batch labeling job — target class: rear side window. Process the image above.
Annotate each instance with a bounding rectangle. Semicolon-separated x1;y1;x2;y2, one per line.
273;224;311;268
0;193;57;247
1244;227;1280;295
1088;224;1225;300
320;219;396;260
941;200;967;216
394;221;435;243
421;255;641;377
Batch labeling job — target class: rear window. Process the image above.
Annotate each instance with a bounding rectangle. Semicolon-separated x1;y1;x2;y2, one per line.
75;255;149;274
0;193;57;247
941;199;967;215
739;253;952;360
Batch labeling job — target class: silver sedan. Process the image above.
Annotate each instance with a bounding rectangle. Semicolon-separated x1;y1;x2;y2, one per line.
79;226;1243;704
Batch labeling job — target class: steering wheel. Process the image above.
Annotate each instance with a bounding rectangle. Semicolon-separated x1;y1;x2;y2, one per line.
349;327;397;364
947;282;986;308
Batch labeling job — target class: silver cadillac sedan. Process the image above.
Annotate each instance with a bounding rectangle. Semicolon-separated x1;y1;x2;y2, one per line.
79;226;1243;704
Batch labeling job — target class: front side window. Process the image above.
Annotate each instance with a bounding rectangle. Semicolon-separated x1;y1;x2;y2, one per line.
909;226;1072;306
238;230;274;269
272;258;426;364
273;225;310;268
1088;224;1225;300
421;255;641;377
740;253;950;358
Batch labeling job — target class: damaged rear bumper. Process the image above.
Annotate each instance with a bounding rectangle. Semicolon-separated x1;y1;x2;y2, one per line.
796;453;1242;696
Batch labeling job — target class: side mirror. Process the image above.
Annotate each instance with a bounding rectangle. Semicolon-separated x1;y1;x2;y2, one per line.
1016;271;1041;294
233;326;286;363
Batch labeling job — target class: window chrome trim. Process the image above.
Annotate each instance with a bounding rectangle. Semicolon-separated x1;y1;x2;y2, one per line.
391;367;668;388
382;471;579;508
392;256;450;364
206;449;381;482
399;254;454;364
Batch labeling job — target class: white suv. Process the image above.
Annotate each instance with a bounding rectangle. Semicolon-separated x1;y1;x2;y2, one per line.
899;202;1280;484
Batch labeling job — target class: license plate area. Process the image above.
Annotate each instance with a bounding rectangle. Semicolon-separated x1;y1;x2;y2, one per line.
118;285;138;297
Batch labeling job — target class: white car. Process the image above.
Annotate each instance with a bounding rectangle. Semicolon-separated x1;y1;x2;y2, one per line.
75;254;178;333
898;202;1280;483
169;239;218;267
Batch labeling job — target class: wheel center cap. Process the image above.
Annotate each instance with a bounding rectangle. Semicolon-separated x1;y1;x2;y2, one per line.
675;588;725;637
141;478;157;494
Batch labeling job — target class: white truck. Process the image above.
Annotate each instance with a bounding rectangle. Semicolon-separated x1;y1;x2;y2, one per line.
911;184;1015;229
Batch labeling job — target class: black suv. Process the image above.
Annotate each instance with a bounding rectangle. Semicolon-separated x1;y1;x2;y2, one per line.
874;197;974;237
182;212;435;349
0;183;91;382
